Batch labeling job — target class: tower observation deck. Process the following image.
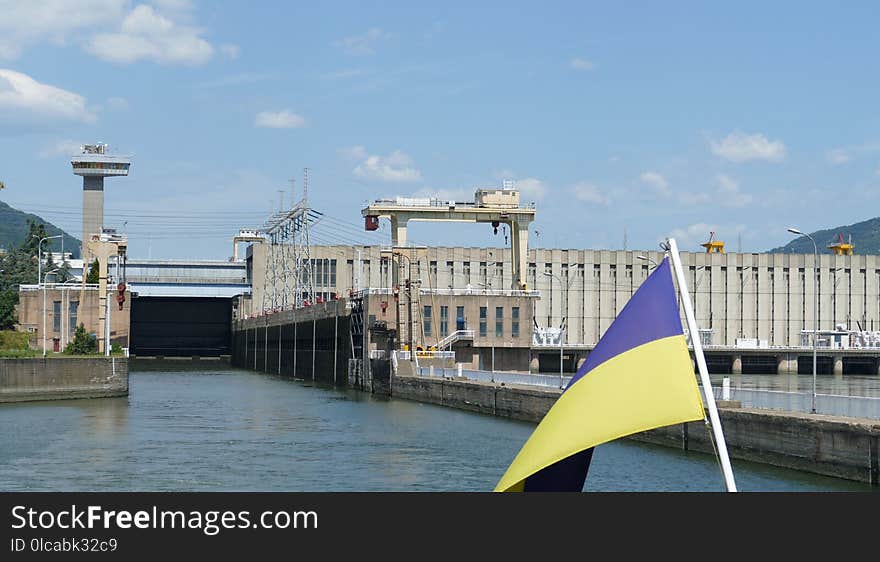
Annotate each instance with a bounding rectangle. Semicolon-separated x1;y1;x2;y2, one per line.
71;143;131;259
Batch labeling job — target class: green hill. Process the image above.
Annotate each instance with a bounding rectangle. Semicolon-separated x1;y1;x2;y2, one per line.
0;200;80;258
767;216;880;254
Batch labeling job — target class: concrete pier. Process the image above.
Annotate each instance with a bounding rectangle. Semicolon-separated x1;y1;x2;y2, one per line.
834;355;844;376
732;355;742;375
777;354;797;374
0;357;128;403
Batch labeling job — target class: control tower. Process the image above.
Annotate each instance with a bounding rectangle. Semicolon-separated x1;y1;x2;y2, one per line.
71;143;131;258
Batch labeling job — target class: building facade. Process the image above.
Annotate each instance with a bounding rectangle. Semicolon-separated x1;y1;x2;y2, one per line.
246;243;880;349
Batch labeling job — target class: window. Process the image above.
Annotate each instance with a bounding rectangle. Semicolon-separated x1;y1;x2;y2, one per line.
330;259;337;287
512;306;520;338
53;301;61;332
479;306;487;337
68;301;78;338
447;261;454;281
430;261;438;278
440;306;449;337
456;306;465;331
463;261;471;282
479;262;487;282
423;305;432;336
495;306;503;337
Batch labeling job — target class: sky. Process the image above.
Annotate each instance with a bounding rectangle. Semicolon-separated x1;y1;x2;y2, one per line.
1;1;880;259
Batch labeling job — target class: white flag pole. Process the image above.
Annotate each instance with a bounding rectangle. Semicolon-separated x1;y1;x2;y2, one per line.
667;237;738;492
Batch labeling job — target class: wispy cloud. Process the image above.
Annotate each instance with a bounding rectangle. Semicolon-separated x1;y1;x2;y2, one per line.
347;146;422;182
570;182;608;205
667;222;747;248
639;171;671;197
514;178;548;201
715;174;752;207
105;96;128;111
219;43;240;60
570;57;595;71
0;69;95;122
335;28;390;56
254;110;306;129
0;0;127;60
710;131;786;162
39;139;84;158
825;143;880;165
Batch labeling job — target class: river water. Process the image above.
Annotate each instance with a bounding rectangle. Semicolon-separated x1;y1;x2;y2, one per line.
0;361;870;492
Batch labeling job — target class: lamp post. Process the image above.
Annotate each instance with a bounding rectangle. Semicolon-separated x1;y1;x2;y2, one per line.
544;271;571;388
476;281;493;375
33;234;62;287
788;227;818;414
42;268;59;356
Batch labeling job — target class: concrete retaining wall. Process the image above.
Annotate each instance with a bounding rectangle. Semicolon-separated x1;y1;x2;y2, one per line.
0;357;129;403
391;374;880;485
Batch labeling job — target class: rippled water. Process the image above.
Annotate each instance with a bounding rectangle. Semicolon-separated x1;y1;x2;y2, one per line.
0;361;870;491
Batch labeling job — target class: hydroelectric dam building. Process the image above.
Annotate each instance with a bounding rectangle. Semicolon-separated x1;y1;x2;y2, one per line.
235;237;880;380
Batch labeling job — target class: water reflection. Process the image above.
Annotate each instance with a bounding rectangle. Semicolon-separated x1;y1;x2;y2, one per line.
0;362;871;492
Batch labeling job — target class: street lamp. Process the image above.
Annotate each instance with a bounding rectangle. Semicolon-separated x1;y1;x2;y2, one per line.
544;271;571;388
476;281;494;375
33;234;62;287
788;227;818;414
42;268;59;357
636;255;658;267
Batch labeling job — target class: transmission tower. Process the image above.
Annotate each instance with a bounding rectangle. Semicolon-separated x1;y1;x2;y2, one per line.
260;168;319;313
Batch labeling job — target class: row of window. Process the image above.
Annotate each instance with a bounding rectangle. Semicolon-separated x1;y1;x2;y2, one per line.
72;162;129;170
424;305;520;338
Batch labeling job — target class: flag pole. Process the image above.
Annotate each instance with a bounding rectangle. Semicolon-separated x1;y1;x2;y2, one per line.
667;237;738;492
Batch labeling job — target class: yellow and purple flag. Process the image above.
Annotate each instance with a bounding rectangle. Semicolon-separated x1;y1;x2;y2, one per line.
495;256;705;492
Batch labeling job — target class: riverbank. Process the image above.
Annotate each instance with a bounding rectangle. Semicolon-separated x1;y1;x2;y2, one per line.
390;373;880;485
0;357;128;403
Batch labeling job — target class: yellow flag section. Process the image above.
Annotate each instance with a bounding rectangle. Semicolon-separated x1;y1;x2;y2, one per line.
495;335;703;491
495;257;705;492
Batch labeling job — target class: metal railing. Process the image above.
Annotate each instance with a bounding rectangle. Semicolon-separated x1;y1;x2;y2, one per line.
437;329;474;350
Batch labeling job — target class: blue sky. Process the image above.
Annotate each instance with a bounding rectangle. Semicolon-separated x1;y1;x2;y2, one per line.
1;1;880;259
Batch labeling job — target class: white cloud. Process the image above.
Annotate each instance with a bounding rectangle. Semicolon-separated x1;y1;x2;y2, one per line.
715;174;752;207
710;131;786;162
0;0;127;59
570;182;608;205
254;110;306;129
570;57;595;71
85;4;214;64
220;43;240;59
0;69;95;122
39;139;85;158
826;148;851;165
639;171;671;197
350;147;421;182
336;28;390;56
514;177;548;201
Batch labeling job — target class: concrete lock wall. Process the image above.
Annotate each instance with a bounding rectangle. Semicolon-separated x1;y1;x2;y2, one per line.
390;374;880;485
0;357;129;403
231;303;352;386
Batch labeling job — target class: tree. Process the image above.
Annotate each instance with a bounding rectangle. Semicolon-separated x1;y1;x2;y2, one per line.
86;259;99;284
65;323;97;355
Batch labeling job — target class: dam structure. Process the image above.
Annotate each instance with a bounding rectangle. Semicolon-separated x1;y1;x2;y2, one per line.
234;214;880;380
